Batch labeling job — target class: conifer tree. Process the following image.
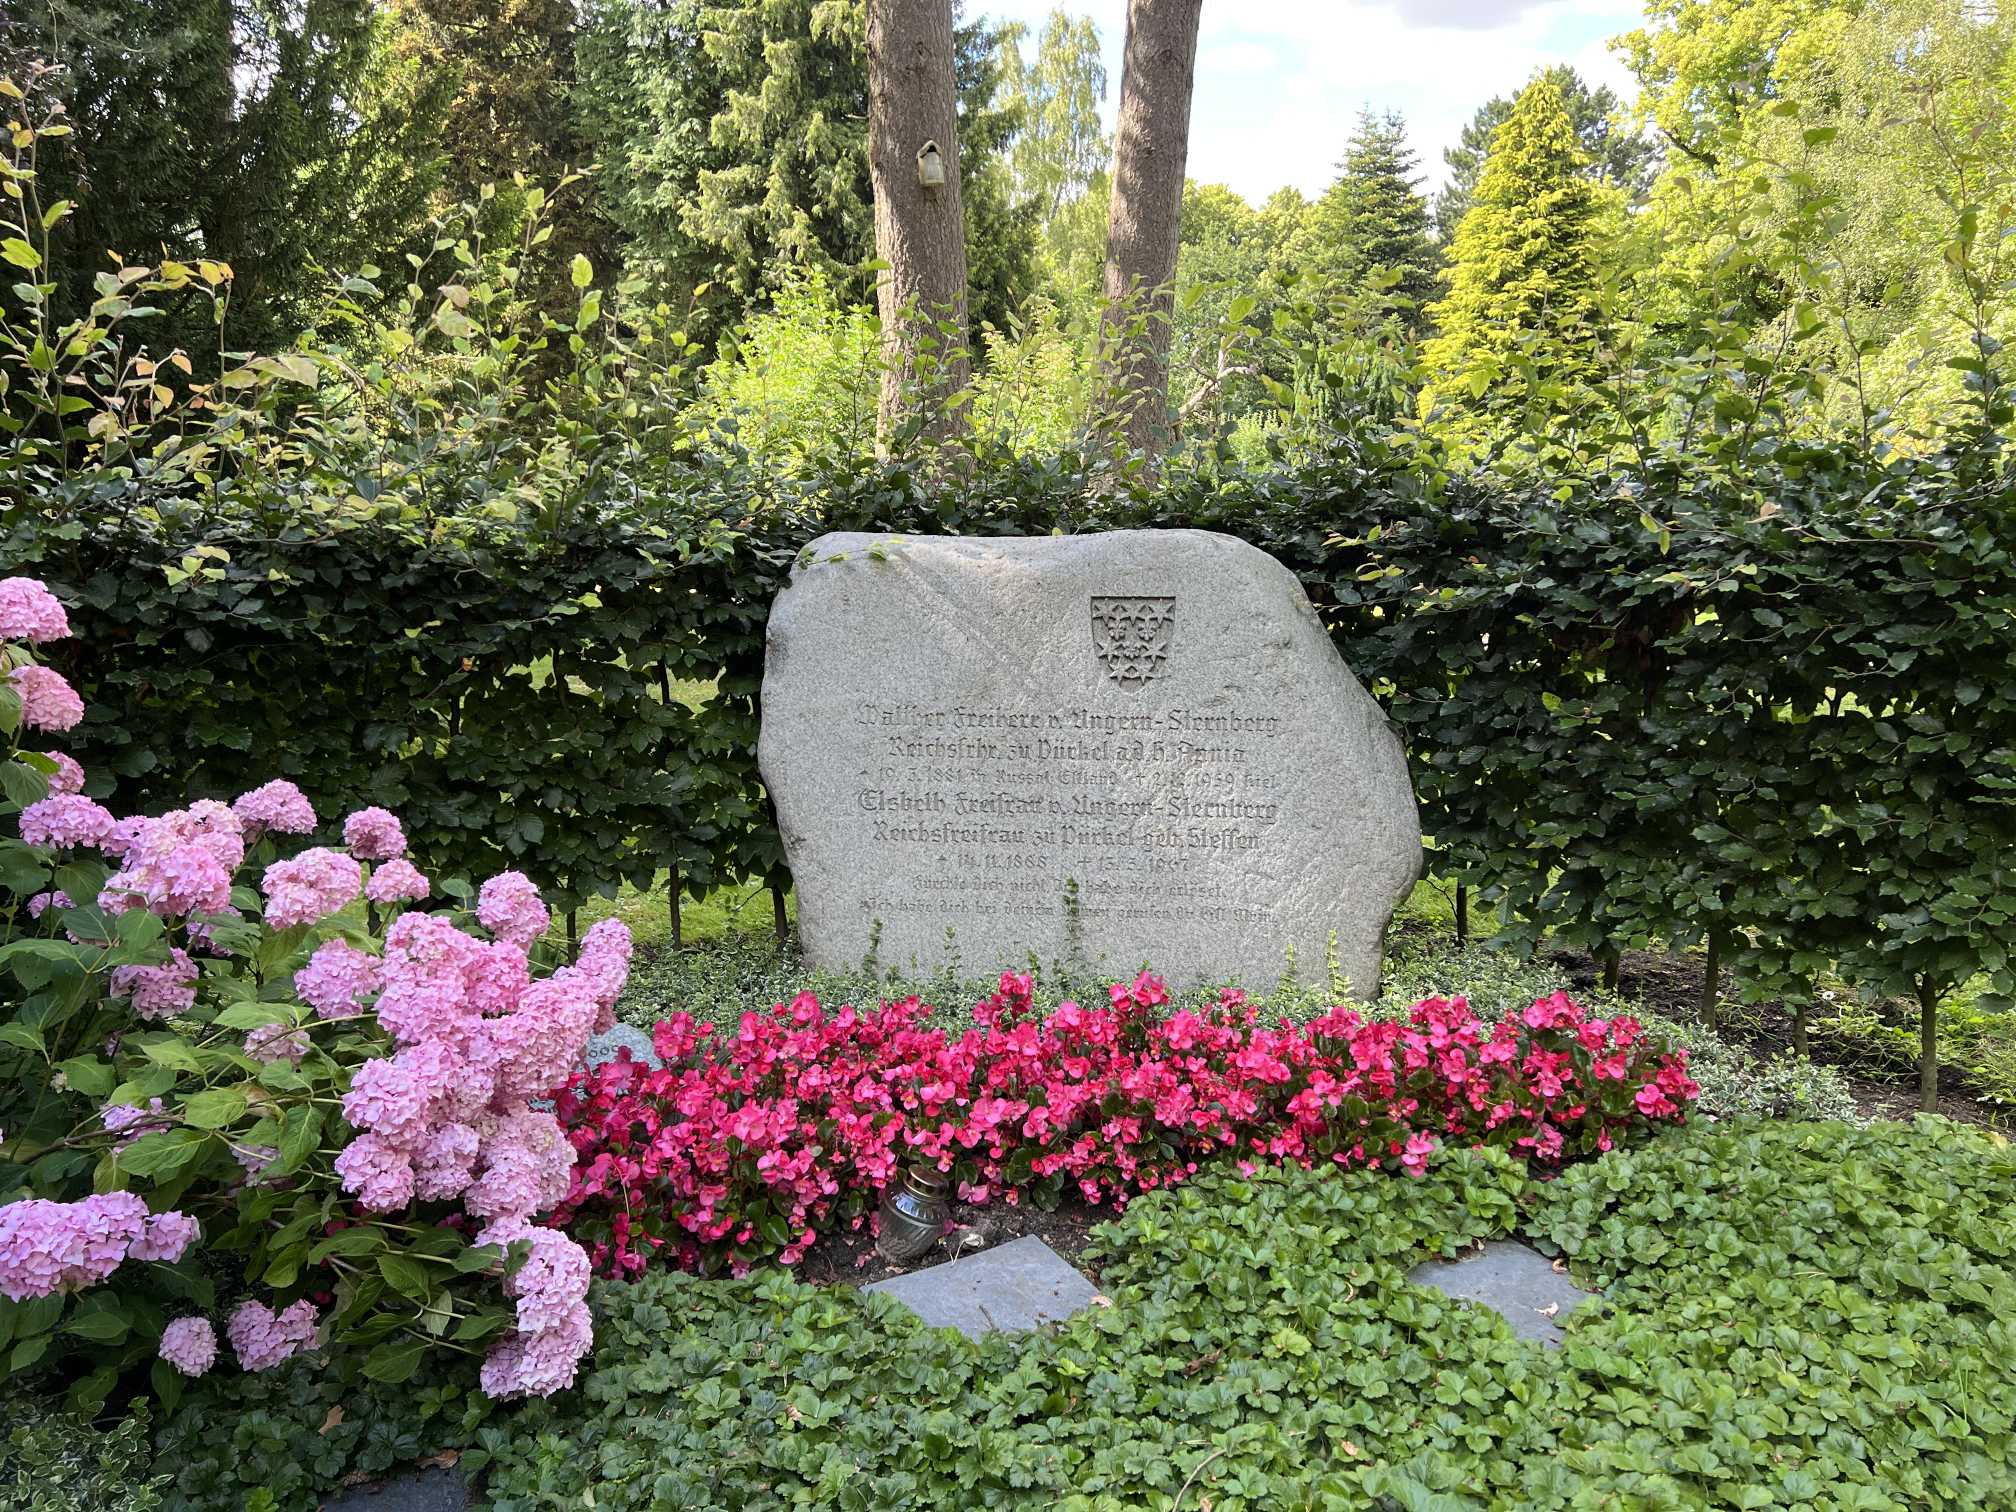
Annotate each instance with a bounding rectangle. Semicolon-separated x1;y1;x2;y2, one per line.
1296;110;1439;332
15;0;444;356
574;0;1030;333
1433;64;1655;243
1419;76;1603;420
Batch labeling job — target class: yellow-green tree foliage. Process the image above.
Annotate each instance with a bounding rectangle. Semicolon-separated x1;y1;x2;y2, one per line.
1419;77;1604;421
1624;0;2016;445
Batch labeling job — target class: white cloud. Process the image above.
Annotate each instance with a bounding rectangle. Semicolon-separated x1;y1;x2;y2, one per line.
974;0;1646;204
1390;0;1556;30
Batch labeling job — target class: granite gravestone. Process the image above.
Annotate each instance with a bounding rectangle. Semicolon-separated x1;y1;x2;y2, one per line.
758;530;1421;993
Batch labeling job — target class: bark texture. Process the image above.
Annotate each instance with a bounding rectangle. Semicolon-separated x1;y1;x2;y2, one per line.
1097;0;1202;462
866;0;971;447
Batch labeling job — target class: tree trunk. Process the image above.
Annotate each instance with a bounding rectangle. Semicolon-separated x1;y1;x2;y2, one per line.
667;866;683;951
866;0;970;448
772;881;790;950
1454;882;1469;948
1600;947;1621;994
1699;929;1722;1029
1096;0;1202;464
1918;976;1941;1114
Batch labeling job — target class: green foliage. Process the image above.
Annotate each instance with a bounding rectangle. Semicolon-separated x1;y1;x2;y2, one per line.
1513;1118;2016;1505
571;0;1033;334
1420;75;1607;429
17;0;448;357
476;1120;2016;1508
150;1354;489;1512
1621;0;2016;446
996;9;1109;226
1;1391;165;1512
696;270;881;463
1434;64;1657;243
1293;110;1441;334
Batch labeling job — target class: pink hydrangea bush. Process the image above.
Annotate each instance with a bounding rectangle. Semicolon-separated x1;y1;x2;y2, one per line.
0;578;609;1406
553;970;1699;1278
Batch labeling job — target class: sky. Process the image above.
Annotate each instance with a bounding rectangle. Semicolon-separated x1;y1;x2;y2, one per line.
975;0;1649;205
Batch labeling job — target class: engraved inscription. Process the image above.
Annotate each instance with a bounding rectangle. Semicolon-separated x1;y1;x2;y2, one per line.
848;698;1287;938
1089;595;1176;689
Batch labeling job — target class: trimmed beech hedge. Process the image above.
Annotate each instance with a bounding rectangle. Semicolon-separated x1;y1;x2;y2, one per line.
9;435;2015;1028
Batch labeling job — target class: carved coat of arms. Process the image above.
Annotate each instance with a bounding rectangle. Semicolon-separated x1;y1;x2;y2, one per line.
1089;595;1176;689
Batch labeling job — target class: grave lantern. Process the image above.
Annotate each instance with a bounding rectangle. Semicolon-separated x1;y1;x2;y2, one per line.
877;1160;952;1264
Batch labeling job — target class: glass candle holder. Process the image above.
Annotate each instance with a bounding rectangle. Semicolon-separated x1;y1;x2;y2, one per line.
876;1160;952;1264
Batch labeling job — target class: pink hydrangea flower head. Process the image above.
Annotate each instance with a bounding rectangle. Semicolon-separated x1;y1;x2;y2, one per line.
463;1109;575;1222
10;665;83;731
0;1192;149;1300
226;1298;320;1371
27;889;72;920
461;940;531;1017
477;871;548;947
479;1298;592;1400
333;1134;417;1212
98;814;148;860
0;578;70;643
232;780;318;840
374;913;484;1046
19;794;116;849
295;938;384;1019
575;919;634;1030
145;844;234;918
342;807;406;862
365;857;430;906
415;1122;482;1201
158;1316;217;1377
42;752;84;795
100;1098;168;1151
342;1040;462;1146
261;847;363;929
478;1216;592;1334
103;805;244;918
480;973;596;1103
109;949;198;1021
244;1023;310;1066
129;1209;199;1263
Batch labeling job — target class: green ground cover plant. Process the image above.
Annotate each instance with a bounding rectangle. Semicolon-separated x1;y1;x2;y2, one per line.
465;1117;2014;1510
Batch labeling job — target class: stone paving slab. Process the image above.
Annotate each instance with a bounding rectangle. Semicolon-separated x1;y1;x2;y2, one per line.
864;1236;1100;1340
320;1465;468;1512
1407;1240;1599;1348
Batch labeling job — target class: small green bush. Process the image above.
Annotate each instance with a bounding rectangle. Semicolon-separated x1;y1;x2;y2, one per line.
150;1356;490;1512
0;1392;165;1512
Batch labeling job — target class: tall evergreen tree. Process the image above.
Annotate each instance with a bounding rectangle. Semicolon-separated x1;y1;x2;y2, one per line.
11;0;446;356
1296;110;1439;330
573;0;1031;332
1433;64;1656;243
1420;76;1604;419
383;0;610;315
